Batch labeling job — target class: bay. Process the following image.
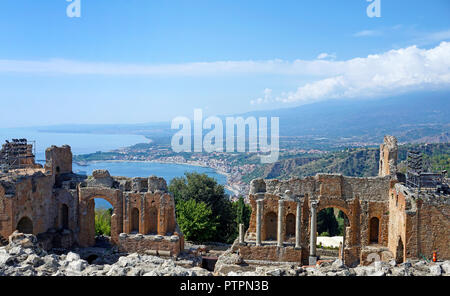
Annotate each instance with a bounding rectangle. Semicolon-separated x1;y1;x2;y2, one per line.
72;161;230;208
0;127;147;160
1;128;231;209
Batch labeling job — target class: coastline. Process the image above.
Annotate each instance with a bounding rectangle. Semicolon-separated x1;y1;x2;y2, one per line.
73;159;242;196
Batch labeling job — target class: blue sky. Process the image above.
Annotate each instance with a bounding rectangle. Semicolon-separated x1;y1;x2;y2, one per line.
0;0;449;127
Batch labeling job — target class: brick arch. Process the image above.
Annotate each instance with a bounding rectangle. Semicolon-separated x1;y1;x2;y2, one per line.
16;216;33;234
78;188;123;247
314;198;358;264
264;212;277;241
317;198;351;219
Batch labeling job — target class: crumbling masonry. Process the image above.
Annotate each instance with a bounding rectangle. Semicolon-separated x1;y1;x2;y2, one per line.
0;144;184;256
235;136;449;267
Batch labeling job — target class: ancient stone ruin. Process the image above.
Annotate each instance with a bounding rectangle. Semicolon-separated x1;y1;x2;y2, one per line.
0;143;184;257
1;136;449;275
232;136;449;267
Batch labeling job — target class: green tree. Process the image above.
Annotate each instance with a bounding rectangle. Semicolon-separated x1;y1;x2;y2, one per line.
169;172;236;243
175;199;218;242
95;208;111;236
233;196;252;229
317;208;339;237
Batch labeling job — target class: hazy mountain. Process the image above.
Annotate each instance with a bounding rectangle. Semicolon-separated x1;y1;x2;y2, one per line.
235;90;450;143
36;90;449;147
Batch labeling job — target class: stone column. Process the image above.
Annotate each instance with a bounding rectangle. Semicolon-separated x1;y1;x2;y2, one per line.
295;200;301;249
277;199;285;247
239;224;245;244
256;199;263;246
309;201;318;265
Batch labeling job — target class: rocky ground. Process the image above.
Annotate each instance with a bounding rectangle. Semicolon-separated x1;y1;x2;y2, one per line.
1;232;448;276
214;250;450;276
0;232;212;276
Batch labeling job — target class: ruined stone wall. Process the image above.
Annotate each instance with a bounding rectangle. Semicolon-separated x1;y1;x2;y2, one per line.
389;183;450;262
388;185;407;262
245;174;393;266
238;244;303;263
379;135;398;177
118;233;183;256
1;144;184;257
10;173;54;235
415;201;450;260
0;184;12;241
45;145;72;175
78;172;182;255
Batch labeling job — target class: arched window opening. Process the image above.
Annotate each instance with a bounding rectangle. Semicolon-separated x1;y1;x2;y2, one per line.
369;217;380;244
131;208;140;233
17;216;33;234
147;207;158;234
396;237;404;264
264;212;277;241
285;213;296;239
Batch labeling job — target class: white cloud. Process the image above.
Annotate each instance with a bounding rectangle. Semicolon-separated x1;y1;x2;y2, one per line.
273;42;450;104
317;53;337;60
1;42;449;107
251;88;273;105
0;57;342;77
353;30;383;37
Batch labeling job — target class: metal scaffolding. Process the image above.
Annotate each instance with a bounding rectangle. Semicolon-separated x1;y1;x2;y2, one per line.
406;150;448;194
0;139;36;173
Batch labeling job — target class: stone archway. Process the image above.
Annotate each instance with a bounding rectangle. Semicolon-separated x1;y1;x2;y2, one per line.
285;213;295;239
264;212;277;241
396;237;404;264
369;217;380;244
146;207;158;234
78;188;123;247
17;216;33;234
131;208;139;233
314;199;356;265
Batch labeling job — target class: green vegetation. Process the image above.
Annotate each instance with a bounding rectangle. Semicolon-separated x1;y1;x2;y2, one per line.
243;143;450;182
317;208;348;237
95;208;112;236
233;196;252;230
169;172;241;243
317;208;339;237
175;199;218;242
74;151;121;162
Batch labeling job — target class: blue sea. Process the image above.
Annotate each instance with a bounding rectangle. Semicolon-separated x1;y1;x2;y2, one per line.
0;127;147;160
73;161;229;208
1;128;230;208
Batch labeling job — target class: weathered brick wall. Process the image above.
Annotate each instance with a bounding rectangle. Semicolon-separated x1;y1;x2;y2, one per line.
245;174;392;266
0;146;184;256
415;201;450;260
238;244;303;263
11;173;55;235
117;233;182;256
45;145;72;175
388;186;407;261
78;187;124;247
389;184;450;262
